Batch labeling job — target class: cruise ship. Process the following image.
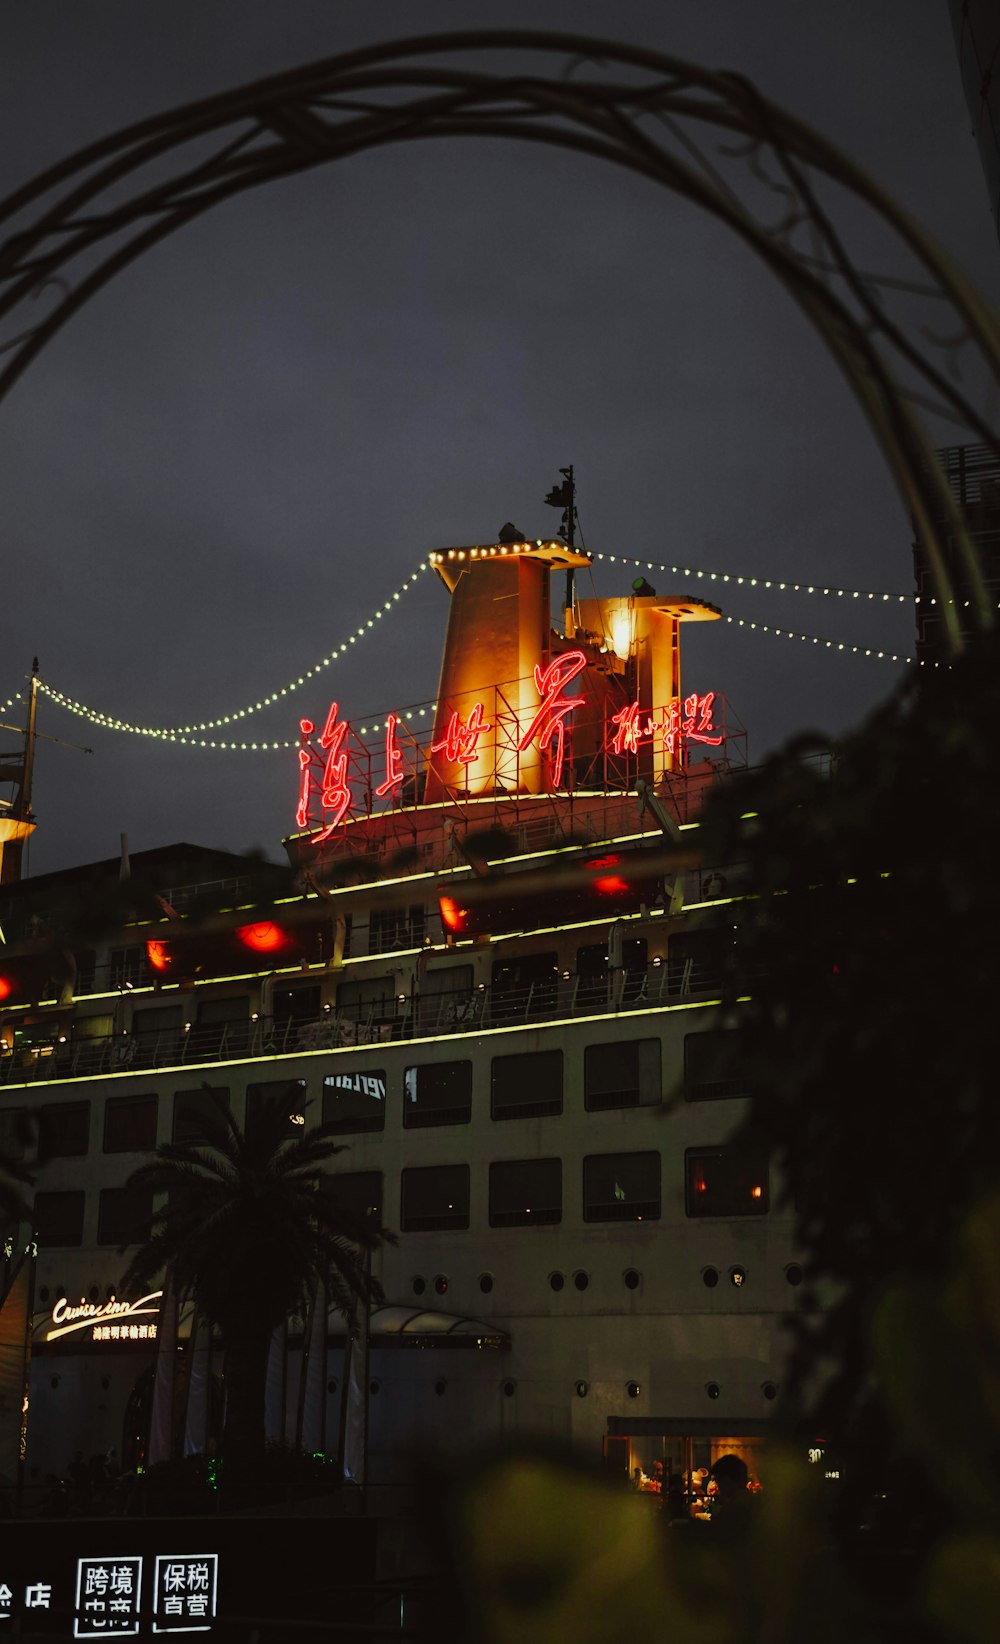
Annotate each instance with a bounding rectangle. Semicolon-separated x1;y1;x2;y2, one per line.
0;522;806;1501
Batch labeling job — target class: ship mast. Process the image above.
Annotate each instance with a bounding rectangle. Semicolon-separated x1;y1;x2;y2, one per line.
544;466;578;638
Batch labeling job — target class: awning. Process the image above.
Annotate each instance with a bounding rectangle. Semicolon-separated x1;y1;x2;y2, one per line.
331;1304;509;1350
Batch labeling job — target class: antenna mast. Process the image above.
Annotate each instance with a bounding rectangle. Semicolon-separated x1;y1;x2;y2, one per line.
543;466;578;637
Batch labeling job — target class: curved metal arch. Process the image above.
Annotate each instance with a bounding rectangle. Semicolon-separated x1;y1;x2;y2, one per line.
2;28;999;652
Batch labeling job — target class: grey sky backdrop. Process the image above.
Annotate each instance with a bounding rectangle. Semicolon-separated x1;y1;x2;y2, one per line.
2;2;997;874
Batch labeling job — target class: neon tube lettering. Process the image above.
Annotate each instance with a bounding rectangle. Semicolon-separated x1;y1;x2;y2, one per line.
518;650;586;787
431;701;492;767
314;702;352;842
375;713;405;797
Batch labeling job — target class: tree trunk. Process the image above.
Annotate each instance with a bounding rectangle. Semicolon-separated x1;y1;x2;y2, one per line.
221;1328;270;1491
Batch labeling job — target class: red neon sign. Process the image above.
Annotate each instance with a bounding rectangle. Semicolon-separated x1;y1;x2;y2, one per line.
313;702;352;842
517;650;586;787
296;718;315;831
431;701;493;767
611;693;722;759
375;713;405;797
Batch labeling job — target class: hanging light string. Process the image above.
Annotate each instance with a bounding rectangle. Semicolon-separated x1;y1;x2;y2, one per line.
34;564;431;740
723;614;917;664
25;551;930;754
1;690;23;718
591;549;911;603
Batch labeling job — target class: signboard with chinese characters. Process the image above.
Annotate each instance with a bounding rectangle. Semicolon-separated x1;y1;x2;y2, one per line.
152;1557;219;1634
74;1558;143;1638
295;665;723;840
40;1292;162;1345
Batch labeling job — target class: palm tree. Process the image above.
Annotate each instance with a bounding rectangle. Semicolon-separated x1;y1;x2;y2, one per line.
119;1085;389;1482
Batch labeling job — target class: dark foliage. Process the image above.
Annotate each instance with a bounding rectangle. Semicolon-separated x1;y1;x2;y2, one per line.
693;625;1000;1490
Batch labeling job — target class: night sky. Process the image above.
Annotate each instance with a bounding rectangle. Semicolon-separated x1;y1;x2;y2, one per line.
2;2;996;875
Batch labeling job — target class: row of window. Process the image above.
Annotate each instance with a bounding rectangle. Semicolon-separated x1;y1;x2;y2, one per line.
0;1033;748;1158
30;1147;769;1247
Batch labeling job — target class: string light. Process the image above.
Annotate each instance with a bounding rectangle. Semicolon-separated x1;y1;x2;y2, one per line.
723;614;916;664
34;565;431;739
590;550;911;603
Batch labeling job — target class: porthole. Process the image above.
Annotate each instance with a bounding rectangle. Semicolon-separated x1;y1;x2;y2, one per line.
575;1380;589;1398
762;1381;778;1401
623;1269;641;1291
56;1285;67;1302
89;1285;100;1303
434;1378;447;1397
479;1272;494;1294
101;1376;111;1391
503;1379;516;1397
412;1275;426;1296
785;1263;804;1286
327;1379;338;1395
702;1267;720;1288
39;1286;49;1305
549;1272;565;1292
49;1374;60;1390
106;1285;116;1301
434;1274;449;1296
729;1265;747;1288
573;1271;589;1292
706;1382;721;1400
369;1379;381;1395
626;1381;641;1399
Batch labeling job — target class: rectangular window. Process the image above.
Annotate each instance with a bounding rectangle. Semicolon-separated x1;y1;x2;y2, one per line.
322;1067;386;1133
686;1147;769;1216
98;1185;154;1247
104;1095;158;1153
584;1040;661;1111
490;952;558;1021
192;994;250;1059
668;929;727;995
684;1030;751;1101
417;964;474;1031
491;1049;563;1120
131;1005;184;1067
489;1158;561;1227
583;1151;661;1223
109;945;145;988
369;904;426;955
273;982;322;1025
34;1190;85;1247
246;1079;307;1136
320;1170;383;1226
403;1060;472;1128
39;1101;90;1158
400;1164;470;1232
172;1086;229;1144
336;975;397;1025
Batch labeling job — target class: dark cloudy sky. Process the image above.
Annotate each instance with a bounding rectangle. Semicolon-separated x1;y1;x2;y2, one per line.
2;1;997;875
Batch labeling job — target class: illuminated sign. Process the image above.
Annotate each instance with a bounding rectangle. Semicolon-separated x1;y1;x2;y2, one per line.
75;1557;142;1638
44;1291;162;1344
152;1555;219;1633
295;669;722;835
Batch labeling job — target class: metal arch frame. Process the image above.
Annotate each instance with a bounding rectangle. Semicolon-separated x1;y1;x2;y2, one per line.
2;28;999;653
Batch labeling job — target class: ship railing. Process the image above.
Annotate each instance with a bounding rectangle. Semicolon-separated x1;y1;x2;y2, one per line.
0;960;728;1084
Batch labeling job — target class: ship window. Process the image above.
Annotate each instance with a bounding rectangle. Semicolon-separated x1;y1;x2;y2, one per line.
584;1040;660;1111
403;1061;472;1128
104;1095;157;1153
320;1169;383;1226
400;1164;470;1232
172;1086;229;1145
418;964;474;1031
98;1185;154;1247
131;1005;184;1064
489;1158;561;1227
39;1101;90;1159
246;1079;307;1136
273;982;321;1025
684;1030;751;1101
109;945;145;988
33;1190;85;1247
491;1049;562;1120
667;928;728;995
685;1146;769;1216
369;904;426;955
583;1152;661;1223
490;952;558;1021
336;975;396;1024
576;939;648;1005
322;1067;386;1133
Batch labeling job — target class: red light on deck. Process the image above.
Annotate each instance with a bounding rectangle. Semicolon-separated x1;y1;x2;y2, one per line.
146;940;172;972
0;976;11;1002
439;895;469;933
751;1185;763;1200
236;922;289;954
593;875;630;895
